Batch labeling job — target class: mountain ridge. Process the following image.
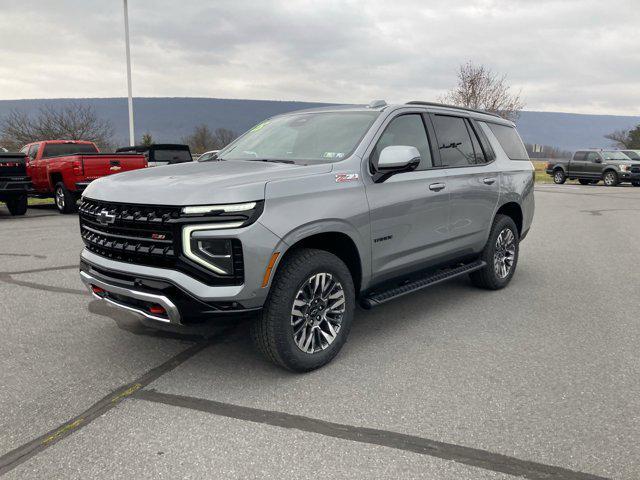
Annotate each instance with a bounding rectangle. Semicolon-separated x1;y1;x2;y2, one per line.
1;97;638;152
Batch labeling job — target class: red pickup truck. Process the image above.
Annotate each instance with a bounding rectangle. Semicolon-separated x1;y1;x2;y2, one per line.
20;140;147;213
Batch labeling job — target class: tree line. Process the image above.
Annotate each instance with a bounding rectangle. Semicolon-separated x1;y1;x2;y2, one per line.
0;102;238;153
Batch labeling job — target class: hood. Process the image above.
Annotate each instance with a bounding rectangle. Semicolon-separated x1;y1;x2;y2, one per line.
83;160;332;206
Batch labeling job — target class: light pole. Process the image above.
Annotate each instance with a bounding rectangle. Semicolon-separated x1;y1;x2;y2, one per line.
123;0;135;145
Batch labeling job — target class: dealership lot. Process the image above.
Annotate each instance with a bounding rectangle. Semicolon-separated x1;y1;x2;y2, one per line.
1;185;639;479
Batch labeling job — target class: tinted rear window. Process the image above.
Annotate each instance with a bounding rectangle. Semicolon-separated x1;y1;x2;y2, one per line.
487;123;529;161
573;151;587;161
42;143;98;158
153;149;192;163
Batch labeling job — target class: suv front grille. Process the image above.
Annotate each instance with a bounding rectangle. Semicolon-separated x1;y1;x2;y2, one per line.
79;198;258;286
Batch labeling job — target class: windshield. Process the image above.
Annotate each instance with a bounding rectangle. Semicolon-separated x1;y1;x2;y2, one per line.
42;143;98;158
602;151;630;160
622;150;640;160
218;111;379;163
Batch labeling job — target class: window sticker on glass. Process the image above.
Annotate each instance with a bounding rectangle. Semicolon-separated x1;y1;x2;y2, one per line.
250;121;269;132
322;152;345;159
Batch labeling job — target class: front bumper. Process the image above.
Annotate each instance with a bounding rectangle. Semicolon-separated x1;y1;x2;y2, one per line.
75;181;93;192
80;258;262;325
620;171;640;182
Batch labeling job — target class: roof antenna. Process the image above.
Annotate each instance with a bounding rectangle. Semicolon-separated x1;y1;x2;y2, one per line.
368;100;387;109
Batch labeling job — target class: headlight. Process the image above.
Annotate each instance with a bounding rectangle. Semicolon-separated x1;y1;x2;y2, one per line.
182;202;256;215
620;165;629;172
182;223;243;275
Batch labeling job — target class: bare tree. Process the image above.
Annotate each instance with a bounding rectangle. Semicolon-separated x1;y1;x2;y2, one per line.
213;128;238;149
0;103;115;149
182;124;216;153
140;132;154;147
440;62;525;122
182;125;238;153
604;126;640;149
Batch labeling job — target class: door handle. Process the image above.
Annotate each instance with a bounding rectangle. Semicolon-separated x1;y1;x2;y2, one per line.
429;182;446;191
482;177;496;185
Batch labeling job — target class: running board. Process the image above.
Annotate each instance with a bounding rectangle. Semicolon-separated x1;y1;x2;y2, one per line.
361;260;486;309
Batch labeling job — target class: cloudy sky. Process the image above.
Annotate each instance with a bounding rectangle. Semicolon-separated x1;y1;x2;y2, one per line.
1;0;638;114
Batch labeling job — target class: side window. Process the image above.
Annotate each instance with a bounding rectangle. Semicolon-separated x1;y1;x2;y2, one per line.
371;114;432;170
573;151;587;161
465;120;488;164
19;146;28;154
486;123;529;161
28;144;39;160
585;152;600;162
432;115;475;167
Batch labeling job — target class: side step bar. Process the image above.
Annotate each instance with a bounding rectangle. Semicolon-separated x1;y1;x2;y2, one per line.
361;260;486;309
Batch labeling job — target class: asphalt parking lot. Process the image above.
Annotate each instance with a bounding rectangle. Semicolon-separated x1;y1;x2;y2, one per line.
1;184;639;479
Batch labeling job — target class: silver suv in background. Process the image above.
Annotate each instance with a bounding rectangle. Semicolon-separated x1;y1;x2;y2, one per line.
78;101;534;371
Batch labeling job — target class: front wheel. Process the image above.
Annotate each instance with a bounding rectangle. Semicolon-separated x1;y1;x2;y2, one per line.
553;169;566;184
632;181;640;187
6;195;28;216
251;248;355;372
54;182;78;214
470;214;519;290
603;171;619;187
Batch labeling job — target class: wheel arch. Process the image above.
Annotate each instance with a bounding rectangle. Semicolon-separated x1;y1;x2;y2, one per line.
275;229;364;295
495;201;523;236
49;171;63;189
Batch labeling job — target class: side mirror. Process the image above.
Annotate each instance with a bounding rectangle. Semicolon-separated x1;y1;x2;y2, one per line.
378;145;421;171
594;158;602;163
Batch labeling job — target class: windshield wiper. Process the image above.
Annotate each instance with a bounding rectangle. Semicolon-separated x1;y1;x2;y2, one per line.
248;159;296;164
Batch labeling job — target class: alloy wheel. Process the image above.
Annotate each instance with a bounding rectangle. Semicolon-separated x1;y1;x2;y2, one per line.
291;272;346;354
494;228;516;279
55;187;65;210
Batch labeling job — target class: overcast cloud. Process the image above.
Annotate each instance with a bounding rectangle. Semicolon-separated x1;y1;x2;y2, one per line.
0;0;638;114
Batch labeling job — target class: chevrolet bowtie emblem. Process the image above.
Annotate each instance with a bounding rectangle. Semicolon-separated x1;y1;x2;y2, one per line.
97;209;116;225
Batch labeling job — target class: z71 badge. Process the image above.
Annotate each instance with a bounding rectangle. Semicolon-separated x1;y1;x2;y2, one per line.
335;173;359;183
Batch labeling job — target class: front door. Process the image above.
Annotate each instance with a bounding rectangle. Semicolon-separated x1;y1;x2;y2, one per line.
365;113;450;282
584;151;603;178
569;151;587;177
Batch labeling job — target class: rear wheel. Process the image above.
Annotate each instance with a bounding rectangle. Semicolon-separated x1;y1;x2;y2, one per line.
251;248;355;372
54;182;78;214
553;169;566;184
6;195;28;216
632;181;640;187
470;215;519;290
603;171;619;187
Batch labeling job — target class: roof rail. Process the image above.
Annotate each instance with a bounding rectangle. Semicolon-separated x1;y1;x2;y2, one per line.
406;101;502;119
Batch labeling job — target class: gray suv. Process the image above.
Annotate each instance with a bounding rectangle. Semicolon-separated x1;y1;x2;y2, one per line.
78;101;535;371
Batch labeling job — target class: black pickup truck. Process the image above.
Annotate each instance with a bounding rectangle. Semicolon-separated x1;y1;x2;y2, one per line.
546;149;640;186
0;152;31;215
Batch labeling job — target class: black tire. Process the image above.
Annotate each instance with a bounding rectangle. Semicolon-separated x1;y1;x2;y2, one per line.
54;182;78;214
603;171;619;187
553;169;566;184
578;179;591;185
6;195;28;216
470;214;519;290
632;181;640;187
251;248;355;372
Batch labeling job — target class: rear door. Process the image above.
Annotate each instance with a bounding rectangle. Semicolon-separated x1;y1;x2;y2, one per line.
430;114;500;253
365;112;450;281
